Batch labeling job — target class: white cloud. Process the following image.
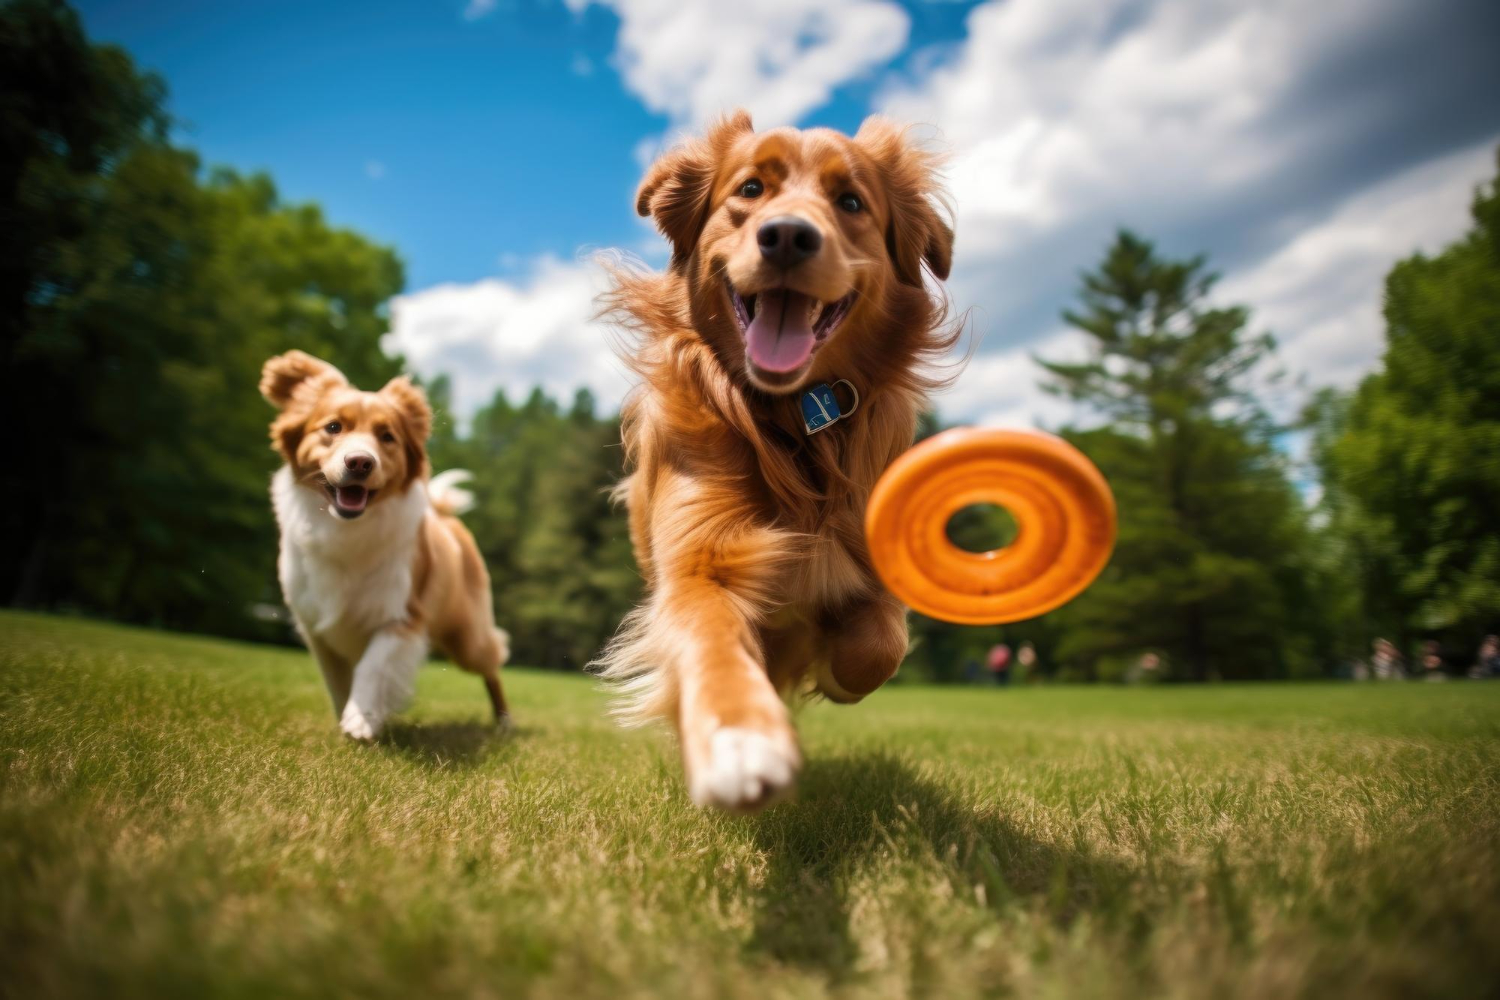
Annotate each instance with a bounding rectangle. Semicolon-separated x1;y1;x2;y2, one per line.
384;257;631;418
570;52;594;77
878;0;1498;421
399;0;1495;431
941;143;1494;430
889;1;1268;255
565;0;910;127
462;0;496;22
945;327;1090;431
630;133;661;170
883;0;1397;244
1219;141;1493;391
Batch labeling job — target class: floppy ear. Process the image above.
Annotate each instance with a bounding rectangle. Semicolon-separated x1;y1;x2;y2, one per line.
382;375;432;482
636;109;754;264
260;350;347;409
262;351;347;462
854;116;954;286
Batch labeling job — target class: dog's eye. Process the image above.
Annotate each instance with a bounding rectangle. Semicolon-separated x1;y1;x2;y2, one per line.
739;178;764;198
837;192;863;214
380;431;396;444
324;421;341;434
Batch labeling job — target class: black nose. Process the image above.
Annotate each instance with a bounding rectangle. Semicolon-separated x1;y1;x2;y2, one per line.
344;452;374;479
757;215;822;268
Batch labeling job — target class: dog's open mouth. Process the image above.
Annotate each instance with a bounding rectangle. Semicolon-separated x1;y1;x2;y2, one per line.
325;483;376;519
728;281;855;375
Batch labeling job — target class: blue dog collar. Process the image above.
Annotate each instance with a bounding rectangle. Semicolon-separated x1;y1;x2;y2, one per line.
800;380;860;435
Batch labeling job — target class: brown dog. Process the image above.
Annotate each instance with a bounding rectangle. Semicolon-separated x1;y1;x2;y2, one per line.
261;351;509;739
596;111;956;810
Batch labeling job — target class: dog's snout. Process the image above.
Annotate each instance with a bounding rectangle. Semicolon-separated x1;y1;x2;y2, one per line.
757;215;822;268
344;452;375;479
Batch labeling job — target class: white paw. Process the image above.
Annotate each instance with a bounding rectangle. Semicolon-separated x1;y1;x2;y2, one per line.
340;702;381;741
690;727;800;812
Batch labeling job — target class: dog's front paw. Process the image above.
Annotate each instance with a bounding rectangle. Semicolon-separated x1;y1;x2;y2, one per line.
339;702;381;741
689;726;800;812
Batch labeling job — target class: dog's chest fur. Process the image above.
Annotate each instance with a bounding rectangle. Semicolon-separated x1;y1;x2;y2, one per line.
789;509;871;610
270;467;427;663
775;419;897;613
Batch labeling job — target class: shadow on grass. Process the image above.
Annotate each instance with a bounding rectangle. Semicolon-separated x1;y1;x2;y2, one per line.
378;719;523;768
744;752;1135;979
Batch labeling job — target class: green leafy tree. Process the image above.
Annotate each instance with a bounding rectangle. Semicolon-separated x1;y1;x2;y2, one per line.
3;0;170;604
1316;152;1500;649
429;387;640;669
1036;231;1324;680
2;0;402;636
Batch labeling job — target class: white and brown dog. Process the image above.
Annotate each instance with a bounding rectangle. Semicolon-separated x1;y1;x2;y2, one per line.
261;350;510;739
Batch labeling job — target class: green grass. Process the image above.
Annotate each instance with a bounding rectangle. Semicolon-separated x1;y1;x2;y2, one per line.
3;611;1499;999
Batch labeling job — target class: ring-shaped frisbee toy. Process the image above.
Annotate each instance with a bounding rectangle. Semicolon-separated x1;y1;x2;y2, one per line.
865;428;1116;625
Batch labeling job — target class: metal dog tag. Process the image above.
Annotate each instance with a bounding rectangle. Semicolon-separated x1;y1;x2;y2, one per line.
800;380;860;435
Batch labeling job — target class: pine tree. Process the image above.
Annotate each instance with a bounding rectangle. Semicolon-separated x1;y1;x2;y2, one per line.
1037;231;1320;680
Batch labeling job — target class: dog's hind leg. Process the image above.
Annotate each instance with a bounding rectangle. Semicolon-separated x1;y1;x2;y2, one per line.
482;627;509;724
483;674;508;725
451;626;510;726
341;624;428;740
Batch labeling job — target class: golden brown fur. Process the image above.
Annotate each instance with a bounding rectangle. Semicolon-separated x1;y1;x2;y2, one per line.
596;112;957;810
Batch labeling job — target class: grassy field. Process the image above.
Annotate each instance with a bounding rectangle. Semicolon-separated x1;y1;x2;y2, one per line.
3;611;1499;999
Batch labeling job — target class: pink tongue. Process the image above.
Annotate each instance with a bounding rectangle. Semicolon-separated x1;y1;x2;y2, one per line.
745;289;816;373
336;486;368;511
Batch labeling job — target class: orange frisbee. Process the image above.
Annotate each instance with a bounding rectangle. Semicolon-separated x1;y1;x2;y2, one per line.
865;428;1116;625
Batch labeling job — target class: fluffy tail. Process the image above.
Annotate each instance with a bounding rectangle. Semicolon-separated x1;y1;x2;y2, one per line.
427;469;476;517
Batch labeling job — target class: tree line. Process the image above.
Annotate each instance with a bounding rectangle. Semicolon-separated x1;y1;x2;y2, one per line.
4;0;1496;680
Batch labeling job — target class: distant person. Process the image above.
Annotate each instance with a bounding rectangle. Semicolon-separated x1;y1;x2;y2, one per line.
1126;651;1163;684
1472;635;1500;679
1420;640;1446;681
1371;638;1406;680
1017;641;1038;683
1351;659;1371;682
962;658;982;684
987;643;1012;686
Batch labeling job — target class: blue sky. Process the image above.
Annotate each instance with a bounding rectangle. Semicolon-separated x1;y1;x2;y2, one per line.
75;0;1500;425
75;0;983;289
